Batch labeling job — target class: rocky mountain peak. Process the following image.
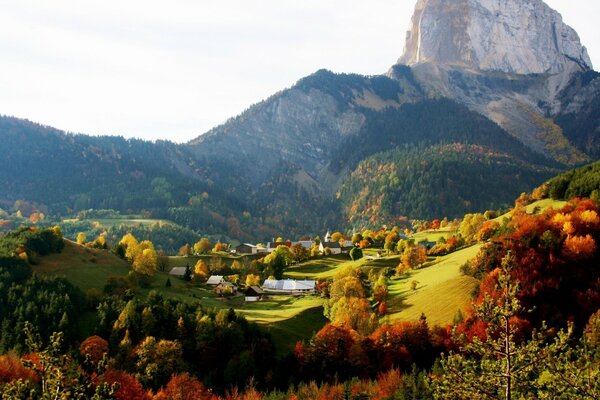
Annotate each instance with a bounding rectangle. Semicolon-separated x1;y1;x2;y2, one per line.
398;0;593;75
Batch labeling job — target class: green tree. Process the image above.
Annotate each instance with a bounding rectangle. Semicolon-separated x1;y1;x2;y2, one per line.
349;247;363;261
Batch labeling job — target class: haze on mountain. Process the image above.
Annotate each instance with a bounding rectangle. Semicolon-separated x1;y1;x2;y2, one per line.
1;0;599;241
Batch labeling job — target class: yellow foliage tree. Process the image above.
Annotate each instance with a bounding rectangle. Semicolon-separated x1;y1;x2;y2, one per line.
120;233;139;261
245;274;261;287
193;259;208;281
133;247;157;276
76;232;87;245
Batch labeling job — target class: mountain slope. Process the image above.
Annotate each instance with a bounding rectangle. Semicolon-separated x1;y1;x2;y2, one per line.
2;0;599;240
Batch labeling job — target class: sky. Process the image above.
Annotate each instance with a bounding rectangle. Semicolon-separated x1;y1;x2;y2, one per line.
0;1;598;143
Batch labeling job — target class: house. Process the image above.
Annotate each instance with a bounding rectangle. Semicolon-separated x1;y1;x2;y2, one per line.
342;240;354;248
267;242;287;253
206;275;225;286
245;286;265;302
169;267;187;279
319;241;342;255
214;281;237;296
235;243;258;255
262;279;316;295
291;240;313;249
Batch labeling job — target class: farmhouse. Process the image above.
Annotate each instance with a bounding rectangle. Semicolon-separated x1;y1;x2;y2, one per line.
168;267;187;279
319;241;342;255
235;243;258;255
214;281;237;296
206;275;225;286
266;242;287;253
245;286;265;302
262;279;316;295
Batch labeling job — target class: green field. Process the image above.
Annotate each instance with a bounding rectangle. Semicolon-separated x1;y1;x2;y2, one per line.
34;240;131;291
385;244;482;326
411;226;457;244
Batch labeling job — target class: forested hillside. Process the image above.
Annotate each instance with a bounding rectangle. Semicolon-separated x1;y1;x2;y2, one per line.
338;143;555;225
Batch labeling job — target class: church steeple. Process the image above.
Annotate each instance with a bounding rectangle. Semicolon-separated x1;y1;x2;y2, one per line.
324;230;331;242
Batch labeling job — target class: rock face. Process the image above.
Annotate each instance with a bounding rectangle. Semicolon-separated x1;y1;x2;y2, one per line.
399;0;593;75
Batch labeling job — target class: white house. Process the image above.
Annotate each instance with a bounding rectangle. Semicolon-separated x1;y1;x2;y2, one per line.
262;279;316;295
206;275;225;286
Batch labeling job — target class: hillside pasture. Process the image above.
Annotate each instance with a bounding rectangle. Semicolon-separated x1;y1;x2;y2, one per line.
34;240;131;291
385;244;482;326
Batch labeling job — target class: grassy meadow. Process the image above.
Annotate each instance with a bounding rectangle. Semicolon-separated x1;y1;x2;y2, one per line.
385;244;481;326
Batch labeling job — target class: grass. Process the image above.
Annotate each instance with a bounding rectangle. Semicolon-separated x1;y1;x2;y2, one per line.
385;244;482;326
34;240;131;291
411;226;457;244
263;306;328;354
494;198;568;223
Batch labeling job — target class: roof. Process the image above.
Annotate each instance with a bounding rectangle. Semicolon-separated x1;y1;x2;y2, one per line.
216;281;236;288
245;286;265;296
321;241;341;248
263;279;315;291
236;243;257;249
206;275;224;285
169;267;187;276
268;242;286;249
292;241;313;249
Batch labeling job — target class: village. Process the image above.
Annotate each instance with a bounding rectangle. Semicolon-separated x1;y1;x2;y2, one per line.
166;231;355;302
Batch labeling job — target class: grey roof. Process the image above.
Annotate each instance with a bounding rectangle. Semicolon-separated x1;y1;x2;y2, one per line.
322;241;341;248
169;267;187;276
268;242;286;249
236;243;257;249
206;275;224;285
263;279;315;291
292;241;313;249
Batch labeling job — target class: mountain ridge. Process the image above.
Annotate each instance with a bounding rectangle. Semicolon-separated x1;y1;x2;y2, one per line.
1;0;599;240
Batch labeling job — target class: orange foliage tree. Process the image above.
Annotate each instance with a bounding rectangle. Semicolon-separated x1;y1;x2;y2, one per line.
153;373;212;400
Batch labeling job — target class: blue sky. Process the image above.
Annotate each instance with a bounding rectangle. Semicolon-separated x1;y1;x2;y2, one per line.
0;0;597;143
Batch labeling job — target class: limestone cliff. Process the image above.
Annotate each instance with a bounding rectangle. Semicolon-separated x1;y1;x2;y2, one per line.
399;0;592;75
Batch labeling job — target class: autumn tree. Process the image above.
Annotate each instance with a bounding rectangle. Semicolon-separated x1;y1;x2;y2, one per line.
132;245;157;277
245;274;261;287
401;245;427;270
194;238;212;254
212;241;226;253
134;336;184;388
193;259;209;281
76;232;87;245
459;213;486;244
153;373;211;400
79;335;109;367
331;232;344;243
432;252;554;399
327;266;377;335
178;243;192;257
120;233;140;261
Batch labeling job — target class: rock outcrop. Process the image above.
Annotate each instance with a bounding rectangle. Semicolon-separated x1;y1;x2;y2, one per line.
398;0;592;75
